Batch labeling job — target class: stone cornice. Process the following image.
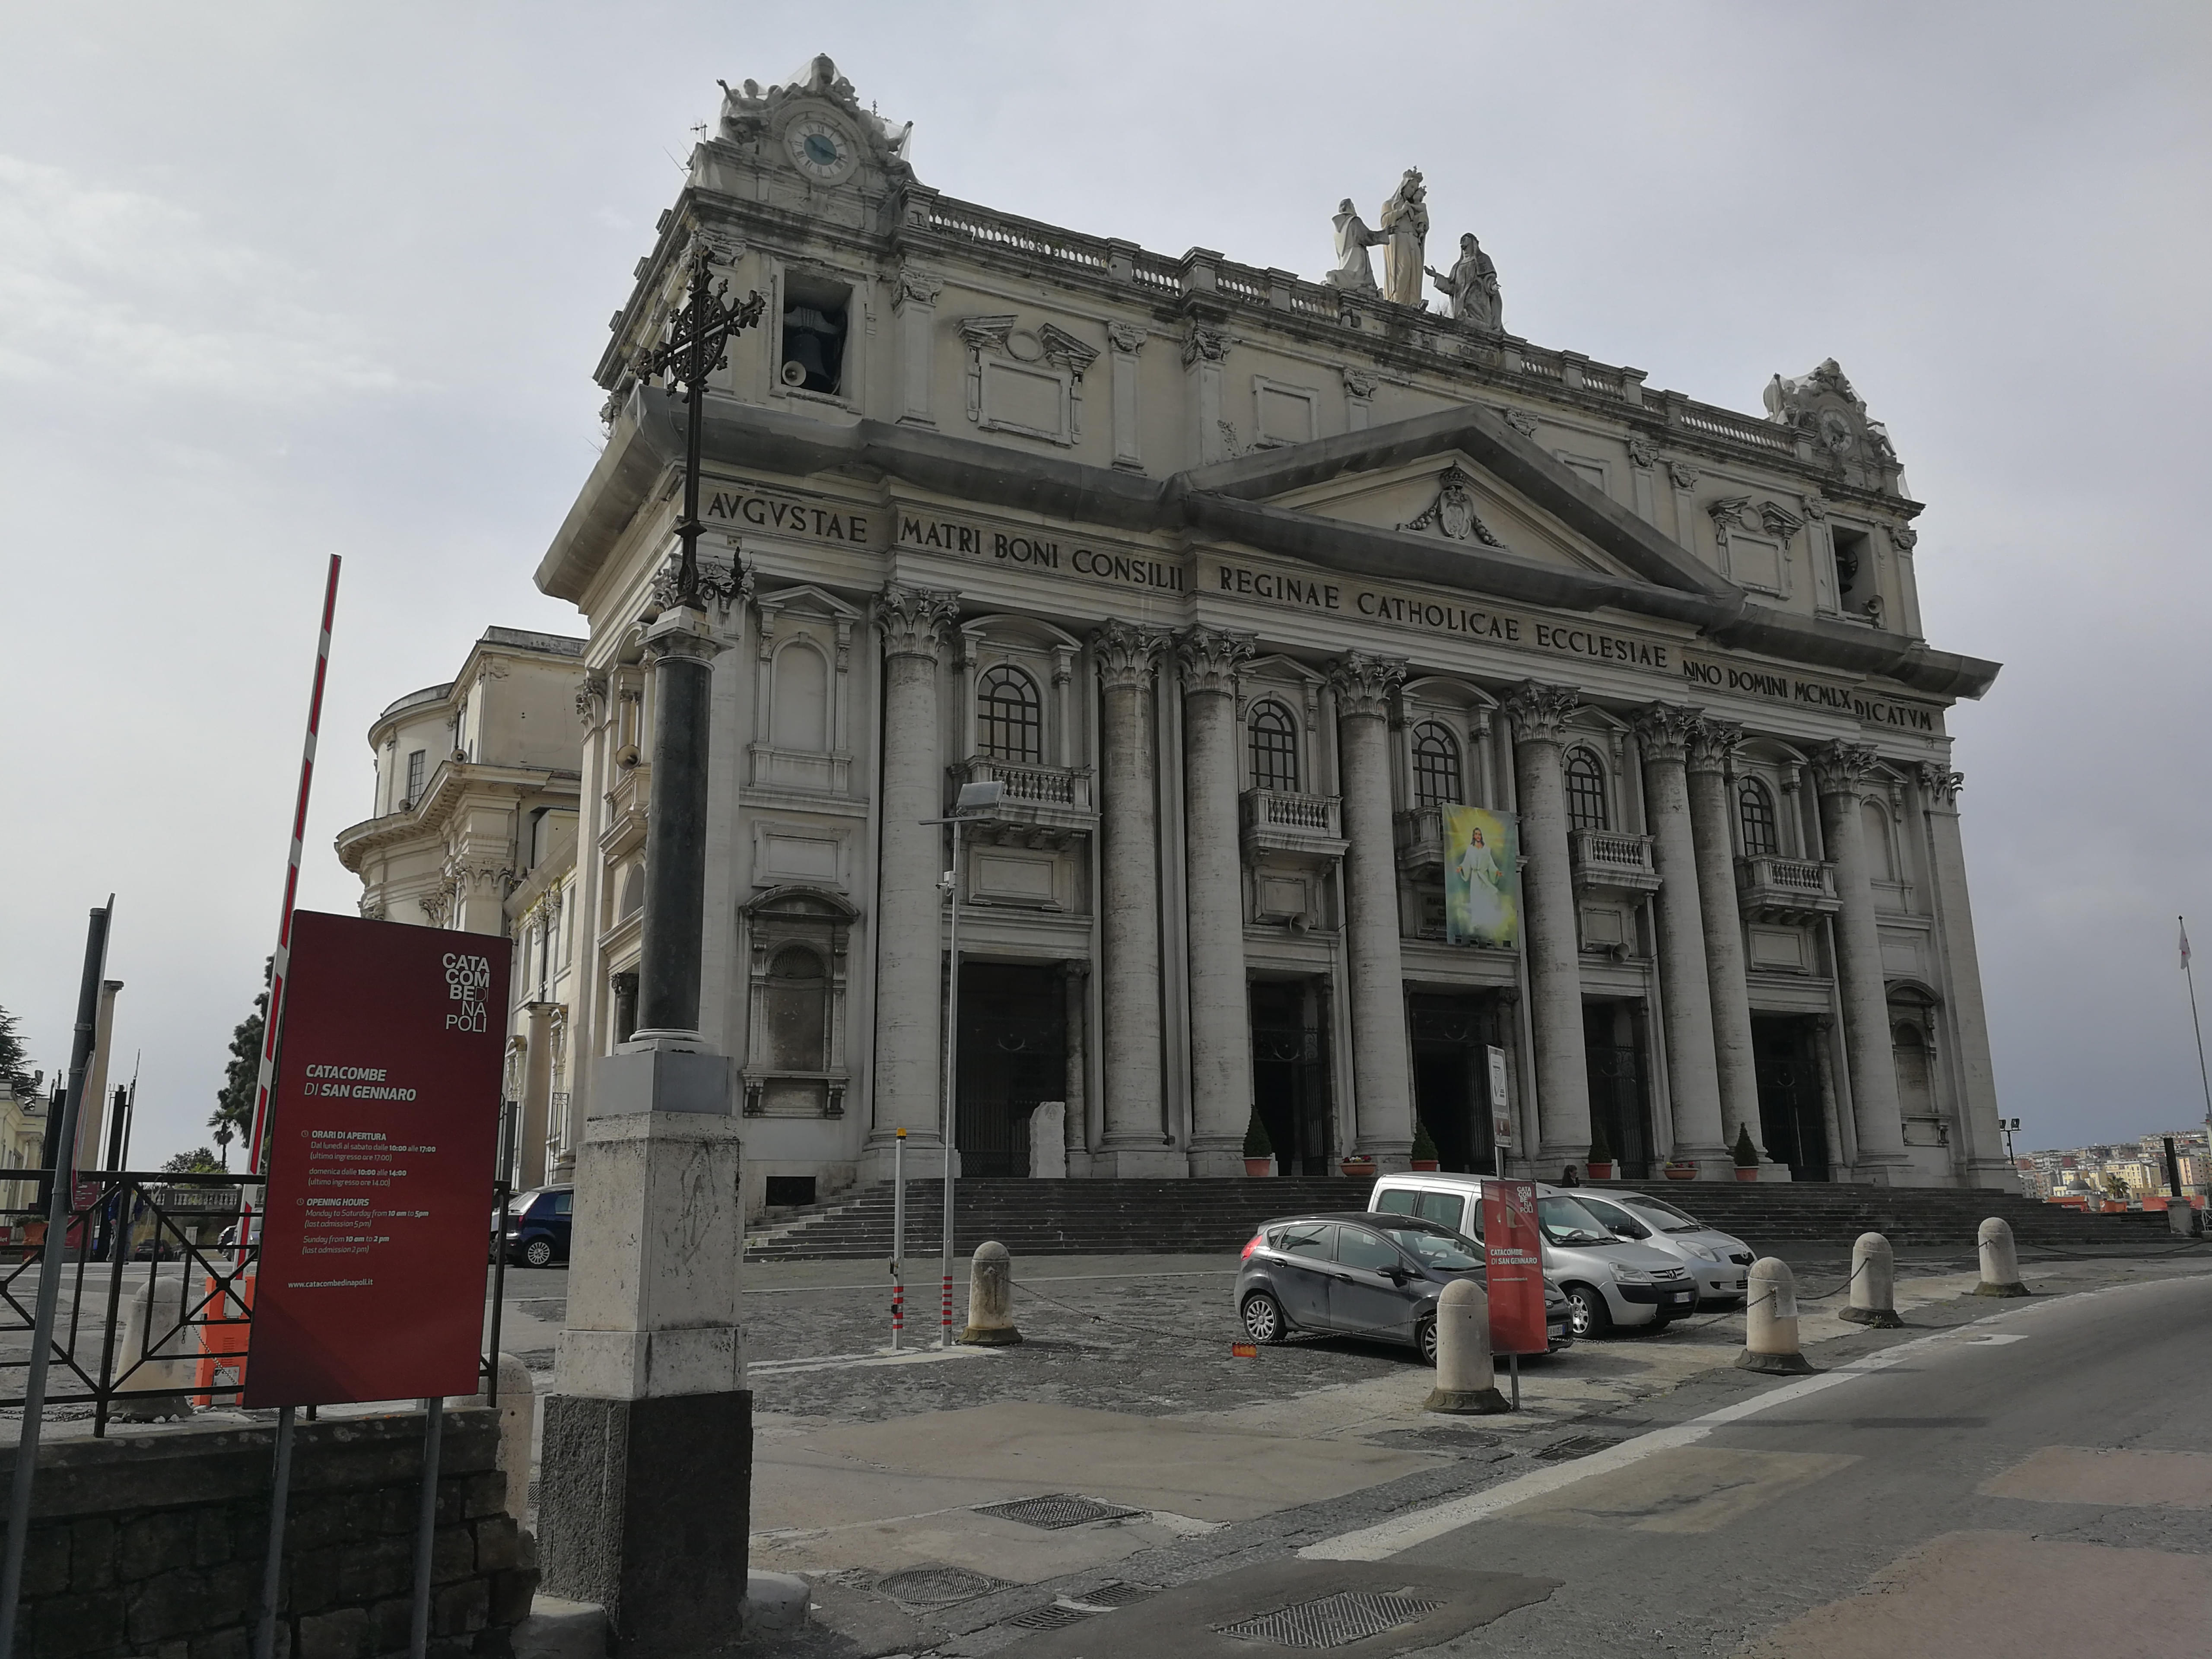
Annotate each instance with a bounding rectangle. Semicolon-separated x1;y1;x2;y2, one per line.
333;763;580;873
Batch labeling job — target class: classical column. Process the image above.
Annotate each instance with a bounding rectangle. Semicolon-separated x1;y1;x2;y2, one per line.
1062;963;1090;1174
1634;704;1729;1174
1178;625;1259;1176
1093;620;1177;1176
1332;652;1415;1168
1686;717;1766;1165
1503;682;1592;1163
866;583;960;1178
1812;741;1909;1179
1917;766;2018;1190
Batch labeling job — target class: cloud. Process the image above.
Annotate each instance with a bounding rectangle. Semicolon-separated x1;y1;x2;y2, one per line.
0;154;400;401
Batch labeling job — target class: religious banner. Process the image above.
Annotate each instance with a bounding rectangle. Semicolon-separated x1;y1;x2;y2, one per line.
1480;1179;1548;1356
1443;806;1520;947
244;911;508;1407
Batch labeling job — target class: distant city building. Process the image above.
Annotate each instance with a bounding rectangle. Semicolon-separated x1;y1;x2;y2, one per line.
2024;1127;2208;1202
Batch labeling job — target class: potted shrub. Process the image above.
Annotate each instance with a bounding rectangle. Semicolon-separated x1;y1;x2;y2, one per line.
1410;1120;1441;1172
1585;1116;1616;1182
1731;1123;1763;1182
1242;1112;1275;1178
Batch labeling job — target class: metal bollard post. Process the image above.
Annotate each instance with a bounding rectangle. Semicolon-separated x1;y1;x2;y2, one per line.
1736;1257;1817;1375
1974;1217;2030;1297
1838;1232;1903;1328
958;1241;1022;1346
1422;1279;1511;1414
890;1128;906;1351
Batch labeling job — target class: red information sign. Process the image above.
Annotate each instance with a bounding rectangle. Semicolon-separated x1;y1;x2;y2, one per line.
243;912;508;1407
1480;1179;1549;1356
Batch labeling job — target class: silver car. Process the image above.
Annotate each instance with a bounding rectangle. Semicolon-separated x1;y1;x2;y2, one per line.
1574;1189;1754;1306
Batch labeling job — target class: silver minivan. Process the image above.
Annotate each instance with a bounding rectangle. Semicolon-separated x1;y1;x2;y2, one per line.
1570;1189;1754;1306
1370;1173;1698;1337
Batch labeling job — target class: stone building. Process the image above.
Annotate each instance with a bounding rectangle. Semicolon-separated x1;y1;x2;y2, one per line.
370;56;2021;1206
334;625;587;1188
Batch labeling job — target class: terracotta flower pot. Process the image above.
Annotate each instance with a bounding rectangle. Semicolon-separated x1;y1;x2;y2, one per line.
1734;1165;1760;1182
1586;1160;1615;1181
1341;1158;1377;1179
1410;1159;1440;1172
1663;1163;1698;1181
1243;1156;1275;1177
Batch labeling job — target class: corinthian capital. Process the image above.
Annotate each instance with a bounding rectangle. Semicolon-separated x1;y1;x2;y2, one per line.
1503;680;1580;746
1090;619;1170;692
1809;739;1879;798
1630;702;1702;765
1686;716;1744;775
1916;763;1964;808
1328;652;1408;719
875;583;961;662
1174;624;1256;697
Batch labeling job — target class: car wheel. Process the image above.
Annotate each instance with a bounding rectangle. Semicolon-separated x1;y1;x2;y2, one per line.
523;1238;555;1268
1241;1291;1287;1344
1564;1285;1612;1338
1416;1316;1438;1366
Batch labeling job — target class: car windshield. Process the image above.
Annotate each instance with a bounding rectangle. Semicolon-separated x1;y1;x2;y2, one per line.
1622;1194;1706;1233
1376;1224;1481;1271
1537;1194;1616;1246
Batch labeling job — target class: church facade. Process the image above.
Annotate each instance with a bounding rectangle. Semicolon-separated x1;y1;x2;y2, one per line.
461;57;2016;1206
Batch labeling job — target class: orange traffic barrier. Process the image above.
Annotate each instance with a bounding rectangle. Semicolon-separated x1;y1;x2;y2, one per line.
192;1269;254;1406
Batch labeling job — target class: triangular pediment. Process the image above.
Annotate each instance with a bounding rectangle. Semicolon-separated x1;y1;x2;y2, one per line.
1263;451;1647;585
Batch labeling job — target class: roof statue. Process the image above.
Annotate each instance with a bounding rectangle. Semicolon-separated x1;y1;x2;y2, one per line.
1763;358;1904;476
1327;199;1380;294
1378;168;1430;307
1427;233;1502;333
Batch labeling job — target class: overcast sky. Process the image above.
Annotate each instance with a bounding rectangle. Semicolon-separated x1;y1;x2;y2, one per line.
3;3;2206;1166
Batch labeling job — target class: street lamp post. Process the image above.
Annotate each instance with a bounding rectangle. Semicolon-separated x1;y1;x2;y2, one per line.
924;780;1003;1345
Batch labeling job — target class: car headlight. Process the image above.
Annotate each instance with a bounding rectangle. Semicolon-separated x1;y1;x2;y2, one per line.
1684;1243;1719;1262
1612;1267;1653;1286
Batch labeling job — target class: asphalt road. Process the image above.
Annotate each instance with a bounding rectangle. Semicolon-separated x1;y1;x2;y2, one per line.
1135;1269;2212;1657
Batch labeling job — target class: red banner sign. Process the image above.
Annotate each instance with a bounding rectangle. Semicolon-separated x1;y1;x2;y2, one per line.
1481;1179;1548;1355
243;912;508;1407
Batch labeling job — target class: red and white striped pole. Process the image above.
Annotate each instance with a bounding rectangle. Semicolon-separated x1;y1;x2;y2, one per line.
239;556;342;1244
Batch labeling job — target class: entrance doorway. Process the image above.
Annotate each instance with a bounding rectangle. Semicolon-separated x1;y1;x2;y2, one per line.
1408;993;1503;1173
956;961;1067;1177
1250;979;1333;1176
1751;1015;1831;1181
1583;1001;1653;1179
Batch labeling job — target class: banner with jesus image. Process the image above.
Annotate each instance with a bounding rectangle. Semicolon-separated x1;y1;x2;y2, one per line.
1443;805;1519;949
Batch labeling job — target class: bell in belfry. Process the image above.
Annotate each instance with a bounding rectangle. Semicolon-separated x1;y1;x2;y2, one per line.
780;302;844;391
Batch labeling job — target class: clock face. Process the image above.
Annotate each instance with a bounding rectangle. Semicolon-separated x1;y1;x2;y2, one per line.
785;116;856;184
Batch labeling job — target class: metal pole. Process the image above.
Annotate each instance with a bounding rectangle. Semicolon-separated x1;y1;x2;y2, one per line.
941;823;961;1349
0;899;112;1659
408;1397;445;1659
891;1128;906;1351
486;1100;514;1404
2184;920;2212;1150
1508;1350;1520;1411
252;1405;296;1659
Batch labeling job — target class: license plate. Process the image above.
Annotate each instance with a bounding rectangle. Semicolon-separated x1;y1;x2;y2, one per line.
1668;1292;1693;1305
1735;1280;1748;1290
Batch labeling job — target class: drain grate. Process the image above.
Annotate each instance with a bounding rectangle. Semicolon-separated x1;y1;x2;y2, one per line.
1216;1590;1442;1649
1008;1604;1096;1630
974;1493;1147;1531
1535;1434;1623;1462
873;1564;1009;1608
1074;1582;1157;1608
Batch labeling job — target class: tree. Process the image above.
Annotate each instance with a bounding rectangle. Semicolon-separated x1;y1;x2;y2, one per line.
162;1148;222;1175
0;1004;32;1091
211;958;272;1171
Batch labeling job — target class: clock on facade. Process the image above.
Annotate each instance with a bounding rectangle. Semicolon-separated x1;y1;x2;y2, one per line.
785;115;857;184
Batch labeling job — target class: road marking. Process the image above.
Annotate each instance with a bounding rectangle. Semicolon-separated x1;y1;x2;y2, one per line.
748;1346;996;1377
1959;1333;2030;1345
1300;1307;2074;1562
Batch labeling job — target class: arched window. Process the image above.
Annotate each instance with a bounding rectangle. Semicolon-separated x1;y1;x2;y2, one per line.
765;945;828;1071
1738;777;1779;856
977;665;1042;763
768;642;829;752
617;865;645;920
1411;721;1462;809
1249;702;1300;793
1564;747;1609;832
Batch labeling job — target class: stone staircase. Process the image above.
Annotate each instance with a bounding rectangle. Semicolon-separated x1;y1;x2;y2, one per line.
743;1174;2176;1262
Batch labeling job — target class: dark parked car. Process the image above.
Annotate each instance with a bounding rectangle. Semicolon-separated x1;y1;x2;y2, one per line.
1235;1211;1573;1362
504;1185;574;1267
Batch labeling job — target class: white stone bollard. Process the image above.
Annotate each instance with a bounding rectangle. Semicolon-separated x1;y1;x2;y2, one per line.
112;1271;197;1421
483;1352;535;1524
959;1240;1022;1345
1422;1278;1510;1414
1737;1257;1816;1374
1974;1217;2030;1297
1838;1232;1903;1328
2168;1201;2202;1239
1028;1103;1068;1179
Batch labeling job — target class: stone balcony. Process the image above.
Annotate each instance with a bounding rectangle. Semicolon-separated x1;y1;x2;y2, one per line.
950;756;1096;837
599;759;650;858
1569;829;1661;897
1240;789;1348;862
1737;854;1840;923
1394;805;1449;880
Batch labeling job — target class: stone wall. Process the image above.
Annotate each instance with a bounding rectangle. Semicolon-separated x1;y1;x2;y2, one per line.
3;1406;535;1659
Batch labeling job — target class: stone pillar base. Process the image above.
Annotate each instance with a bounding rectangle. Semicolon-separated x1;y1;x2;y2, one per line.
1093;1145;1186;1178
1422;1385;1511;1415
1964;1158;2025;1194
540;1390;753;1654
1187;1144;1246;1179
1754;1160;1796;1182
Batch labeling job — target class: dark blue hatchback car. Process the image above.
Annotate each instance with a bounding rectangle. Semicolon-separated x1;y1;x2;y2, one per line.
504;1185;574;1267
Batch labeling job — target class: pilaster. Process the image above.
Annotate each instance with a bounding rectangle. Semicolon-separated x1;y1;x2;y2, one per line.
1504;680;1592;1163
